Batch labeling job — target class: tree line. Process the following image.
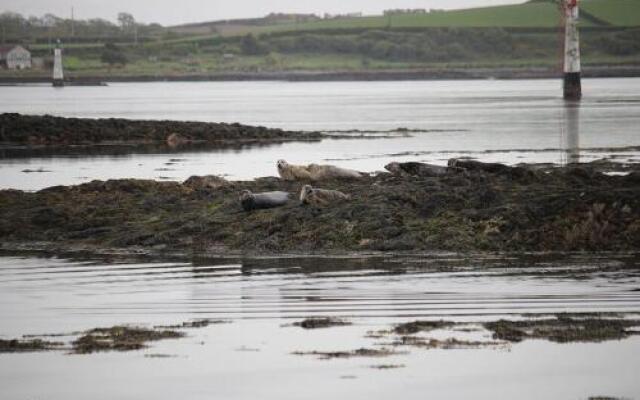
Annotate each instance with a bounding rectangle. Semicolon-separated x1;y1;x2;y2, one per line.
0;11;163;43
235;28;640;62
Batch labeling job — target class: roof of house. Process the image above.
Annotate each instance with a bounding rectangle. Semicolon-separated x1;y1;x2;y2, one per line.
0;45;29;56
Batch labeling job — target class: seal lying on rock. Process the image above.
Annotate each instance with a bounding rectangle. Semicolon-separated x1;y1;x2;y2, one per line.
183;175;231;190
277;160;364;181
299;185;350;207
448;158;538;181
448;159;512;174
385;162;449;177
277;160;313;181
239;190;290;211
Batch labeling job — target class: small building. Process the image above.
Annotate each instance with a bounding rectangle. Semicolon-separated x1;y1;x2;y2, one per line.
0;45;32;70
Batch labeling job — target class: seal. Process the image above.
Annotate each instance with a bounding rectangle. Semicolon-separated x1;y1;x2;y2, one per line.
307;164;363;180
277;159;364;181
299;185;351;207
447;158;511;174
277;160;313;181
239;190;290;211
184;175;231;190
385;162;449;177
166;133;191;148
448;158;537;180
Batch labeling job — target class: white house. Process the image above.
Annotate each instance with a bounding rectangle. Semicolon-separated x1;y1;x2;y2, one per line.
0;45;32;70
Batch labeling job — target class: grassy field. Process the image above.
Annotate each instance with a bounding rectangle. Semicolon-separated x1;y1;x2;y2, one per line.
266;2;568;31
173;0;639;40
581;0;640;27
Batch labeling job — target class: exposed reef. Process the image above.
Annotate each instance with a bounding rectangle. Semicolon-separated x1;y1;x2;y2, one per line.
0;319;218;354
484;315;640;343
0;113;322;152
0;338;64;353
0;160;639;256
292;318;352;329
72;326;184;354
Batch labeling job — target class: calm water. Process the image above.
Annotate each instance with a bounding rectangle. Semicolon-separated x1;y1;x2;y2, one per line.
1;78;640;190
0;254;639;400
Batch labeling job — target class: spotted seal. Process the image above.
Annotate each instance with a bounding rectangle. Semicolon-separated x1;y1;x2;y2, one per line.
277;159;364;181
299;185;351;207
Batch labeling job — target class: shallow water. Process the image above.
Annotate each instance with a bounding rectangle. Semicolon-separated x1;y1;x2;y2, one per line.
1;253;639;399
1;78;640;190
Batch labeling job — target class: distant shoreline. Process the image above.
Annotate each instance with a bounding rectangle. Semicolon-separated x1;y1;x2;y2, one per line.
2;65;640;84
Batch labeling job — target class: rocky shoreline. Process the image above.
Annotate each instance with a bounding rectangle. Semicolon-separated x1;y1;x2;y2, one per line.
0;113;321;150
1;160;638;258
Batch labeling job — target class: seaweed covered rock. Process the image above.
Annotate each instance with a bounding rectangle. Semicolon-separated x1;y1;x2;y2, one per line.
0;161;638;255
0;113;321;147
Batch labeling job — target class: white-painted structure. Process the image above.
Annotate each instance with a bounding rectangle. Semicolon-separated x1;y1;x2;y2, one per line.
0;45;32;70
53;44;64;87
563;0;581;99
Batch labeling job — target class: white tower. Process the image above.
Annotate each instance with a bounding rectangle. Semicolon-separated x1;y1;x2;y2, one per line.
562;103;580;165
563;0;581;100
52;40;64;87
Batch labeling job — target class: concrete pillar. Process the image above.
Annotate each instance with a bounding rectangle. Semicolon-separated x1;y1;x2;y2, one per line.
563;0;581;100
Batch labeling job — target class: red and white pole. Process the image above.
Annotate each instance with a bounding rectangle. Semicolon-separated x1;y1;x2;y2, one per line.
563;0;581;100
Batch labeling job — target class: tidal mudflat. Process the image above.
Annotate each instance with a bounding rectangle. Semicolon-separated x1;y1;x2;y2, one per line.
0;253;639;400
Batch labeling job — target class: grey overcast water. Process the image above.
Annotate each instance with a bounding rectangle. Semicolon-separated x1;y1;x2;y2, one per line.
1;254;639;400
1;77;639;190
1;78;640;399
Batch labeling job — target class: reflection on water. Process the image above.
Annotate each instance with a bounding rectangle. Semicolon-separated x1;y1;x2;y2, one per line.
1;253;639;335
561;101;581;165
1;254;639;400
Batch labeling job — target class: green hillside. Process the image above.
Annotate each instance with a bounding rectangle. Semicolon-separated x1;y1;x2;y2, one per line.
283;3;568;31
581;0;640;27
212;0;638;37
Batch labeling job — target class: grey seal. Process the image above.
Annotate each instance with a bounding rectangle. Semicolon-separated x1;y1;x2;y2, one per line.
239;190;290;211
385;162;450;177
